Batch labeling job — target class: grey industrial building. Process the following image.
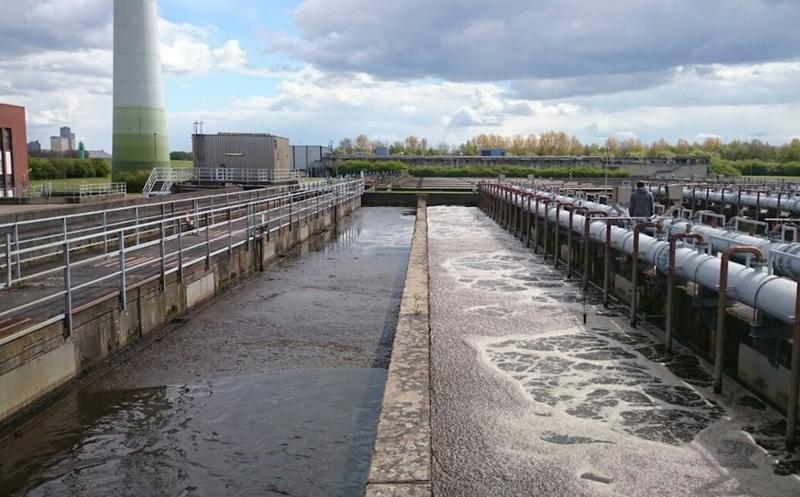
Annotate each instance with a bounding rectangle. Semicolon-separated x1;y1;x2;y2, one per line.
291;145;332;173
192;133;290;172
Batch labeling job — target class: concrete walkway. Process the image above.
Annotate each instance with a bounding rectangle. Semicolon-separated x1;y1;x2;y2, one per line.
426;206;800;497
367;199;432;497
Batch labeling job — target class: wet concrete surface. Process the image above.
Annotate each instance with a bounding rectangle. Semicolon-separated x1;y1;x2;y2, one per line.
427;206;800;497
0;207;415;497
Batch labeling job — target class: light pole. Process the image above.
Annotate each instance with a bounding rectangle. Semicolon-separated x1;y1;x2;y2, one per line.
153;132;157;166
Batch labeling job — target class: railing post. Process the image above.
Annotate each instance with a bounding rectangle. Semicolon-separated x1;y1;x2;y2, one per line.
134;207;140;245
205;212;211;269
118;231;127;311
227;206;233;256
5;233;12;288
289;195;293;231
13;223;20;280
63;238;72;337
102;211;109;255
159;218;166;290
176;219;183;282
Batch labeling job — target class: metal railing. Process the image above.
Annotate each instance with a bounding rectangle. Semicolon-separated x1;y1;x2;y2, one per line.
77;183;127;197
9;182;127;199
0;178;364;345
143;167;302;196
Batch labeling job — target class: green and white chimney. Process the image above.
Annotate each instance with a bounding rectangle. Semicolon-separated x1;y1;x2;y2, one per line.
112;0;170;181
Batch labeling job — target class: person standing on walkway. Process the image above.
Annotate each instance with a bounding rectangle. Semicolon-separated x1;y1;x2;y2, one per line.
629;181;655;220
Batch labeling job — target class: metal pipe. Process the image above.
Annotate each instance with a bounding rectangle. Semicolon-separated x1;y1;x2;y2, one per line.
564;206;576;278
667;233;705;353
604;220;612;307
526;195;532;247
543;200;558;260
554;202;573;268
631;222;660;328
486;186;800;325
583;211;608;291
787;274;800;451
664;219;800;279
715;246;766;394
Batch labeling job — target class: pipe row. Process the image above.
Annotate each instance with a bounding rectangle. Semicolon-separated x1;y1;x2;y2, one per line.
661;221;800;280
650;185;800;215
485;184;797;325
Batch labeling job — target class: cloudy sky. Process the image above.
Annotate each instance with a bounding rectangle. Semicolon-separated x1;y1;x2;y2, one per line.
1;0;799;151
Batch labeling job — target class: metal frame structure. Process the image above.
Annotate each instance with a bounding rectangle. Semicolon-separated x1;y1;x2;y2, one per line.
0;178;363;346
143;167;302;196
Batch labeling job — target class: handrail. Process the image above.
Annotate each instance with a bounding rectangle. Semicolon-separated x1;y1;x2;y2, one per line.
0;179;363;306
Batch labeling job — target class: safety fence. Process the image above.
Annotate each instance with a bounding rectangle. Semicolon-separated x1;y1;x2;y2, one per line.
0;178;364;345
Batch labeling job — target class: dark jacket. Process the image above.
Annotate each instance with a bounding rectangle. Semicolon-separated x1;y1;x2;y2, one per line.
629;187;655;218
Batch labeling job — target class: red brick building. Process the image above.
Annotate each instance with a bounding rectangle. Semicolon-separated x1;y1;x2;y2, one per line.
0;103;29;197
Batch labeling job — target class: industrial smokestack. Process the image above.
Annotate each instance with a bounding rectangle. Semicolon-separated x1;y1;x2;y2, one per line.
112;0;170;180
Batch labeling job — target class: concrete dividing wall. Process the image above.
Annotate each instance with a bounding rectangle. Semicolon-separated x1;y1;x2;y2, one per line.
0;197;360;426
366;198;432;497
363;192;477;207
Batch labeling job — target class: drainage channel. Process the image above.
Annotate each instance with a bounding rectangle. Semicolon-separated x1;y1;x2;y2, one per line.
0;207;415;497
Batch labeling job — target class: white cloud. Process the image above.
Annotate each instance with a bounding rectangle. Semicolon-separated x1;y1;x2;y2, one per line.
161;39;215;74
213;40;248;71
449;107;485;128
277;0;800;82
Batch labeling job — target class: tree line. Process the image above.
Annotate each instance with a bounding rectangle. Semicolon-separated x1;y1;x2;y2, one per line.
29;157;111;180
335;133;800;162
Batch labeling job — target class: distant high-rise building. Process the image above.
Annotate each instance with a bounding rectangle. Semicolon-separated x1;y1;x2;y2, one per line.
50;136;70;154
59;126;76;151
27;140;41;154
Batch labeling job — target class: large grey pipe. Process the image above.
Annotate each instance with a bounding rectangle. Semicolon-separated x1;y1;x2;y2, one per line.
499;188;796;324
662;221;800;279
650;185;800;215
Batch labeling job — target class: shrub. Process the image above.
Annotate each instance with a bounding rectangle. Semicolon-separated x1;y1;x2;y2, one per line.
89;158;111;177
709;158;742;177
29;158;63;180
116;170;151;193
333;159;630;179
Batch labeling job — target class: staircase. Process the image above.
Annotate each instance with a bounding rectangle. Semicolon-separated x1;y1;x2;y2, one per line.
142;167;192;197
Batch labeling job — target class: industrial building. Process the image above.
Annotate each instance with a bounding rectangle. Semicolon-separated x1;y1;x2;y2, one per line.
49;126;76;154
0;103;29;197
291;145;332;173
193;133;290;172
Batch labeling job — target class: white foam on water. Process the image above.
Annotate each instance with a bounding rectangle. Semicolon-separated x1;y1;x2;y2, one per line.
428;206;800;496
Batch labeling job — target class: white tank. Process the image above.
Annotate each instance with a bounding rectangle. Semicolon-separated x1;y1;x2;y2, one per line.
112;0;170;180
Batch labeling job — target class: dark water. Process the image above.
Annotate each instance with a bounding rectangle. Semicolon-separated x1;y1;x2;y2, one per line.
0;208;415;497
